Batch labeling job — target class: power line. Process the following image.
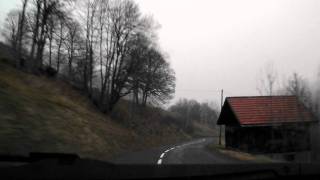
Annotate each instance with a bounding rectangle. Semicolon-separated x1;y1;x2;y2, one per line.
175;89;237;97
175;89;222;92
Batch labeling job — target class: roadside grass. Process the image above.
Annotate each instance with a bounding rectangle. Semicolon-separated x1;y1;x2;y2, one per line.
206;143;276;163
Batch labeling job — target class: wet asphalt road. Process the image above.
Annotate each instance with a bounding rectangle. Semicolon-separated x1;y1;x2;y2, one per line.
112;137;240;164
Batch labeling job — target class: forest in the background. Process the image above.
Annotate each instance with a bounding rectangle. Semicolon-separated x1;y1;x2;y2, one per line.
256;62;320;118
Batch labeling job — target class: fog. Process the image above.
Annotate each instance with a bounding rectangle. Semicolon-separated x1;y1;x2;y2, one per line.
135;0;320;105
2;0;320;105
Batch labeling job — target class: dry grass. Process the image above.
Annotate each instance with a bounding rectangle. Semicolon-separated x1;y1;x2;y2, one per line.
207;144;276;163
219;150;258;161
0;58;191;161
0;60;138;161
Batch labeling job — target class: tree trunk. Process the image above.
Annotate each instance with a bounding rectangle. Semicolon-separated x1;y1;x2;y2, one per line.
89;46;93;97
108;90;120;112
68;40;74;78
17;0;28;68
49;33;53;67
133;83;139;105
56;36;62;72
35;3;49;72
29;1;41;71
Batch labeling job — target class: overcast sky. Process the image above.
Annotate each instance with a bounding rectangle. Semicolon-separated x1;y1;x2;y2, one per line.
1;0;320;105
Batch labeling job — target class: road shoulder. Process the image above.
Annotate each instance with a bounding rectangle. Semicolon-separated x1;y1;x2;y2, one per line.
206;144;277;163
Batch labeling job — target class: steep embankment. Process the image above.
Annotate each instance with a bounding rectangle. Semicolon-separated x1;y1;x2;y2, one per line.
0;60;138;161
0;54;190;161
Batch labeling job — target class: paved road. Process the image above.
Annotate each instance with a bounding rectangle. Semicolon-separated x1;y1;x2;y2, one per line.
112;137;240;164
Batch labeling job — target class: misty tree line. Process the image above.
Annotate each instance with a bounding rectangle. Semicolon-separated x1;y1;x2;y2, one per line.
169;99;219;131
257;62;320;118
2;0;175;112
257;63;320;157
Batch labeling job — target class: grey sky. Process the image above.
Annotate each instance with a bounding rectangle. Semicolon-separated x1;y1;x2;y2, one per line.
0;1;19;33
135;0;320;105
1;0;320;105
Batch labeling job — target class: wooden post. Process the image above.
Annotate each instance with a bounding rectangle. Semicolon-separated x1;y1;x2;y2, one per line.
219;89;224;145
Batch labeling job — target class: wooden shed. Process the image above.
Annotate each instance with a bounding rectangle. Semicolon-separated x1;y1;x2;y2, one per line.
217;96;318;154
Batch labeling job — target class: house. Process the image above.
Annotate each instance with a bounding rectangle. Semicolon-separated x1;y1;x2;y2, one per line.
217;96;318;154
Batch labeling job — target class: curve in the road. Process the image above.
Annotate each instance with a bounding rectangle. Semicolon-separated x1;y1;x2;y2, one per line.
157;138;206;165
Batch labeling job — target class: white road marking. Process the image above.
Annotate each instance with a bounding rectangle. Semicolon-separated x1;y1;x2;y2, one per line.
156;139;208;165
157;146;177;165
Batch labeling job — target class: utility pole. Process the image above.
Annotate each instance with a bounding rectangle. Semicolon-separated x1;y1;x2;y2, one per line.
219;89;224;145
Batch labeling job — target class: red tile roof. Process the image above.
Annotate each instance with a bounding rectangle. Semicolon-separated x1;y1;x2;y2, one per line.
218;96;317;126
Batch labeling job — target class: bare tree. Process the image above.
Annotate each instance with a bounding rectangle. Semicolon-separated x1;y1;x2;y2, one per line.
36;0;57;71
104;0;141;111
76;0;99;94
2;10;20;50
95;0;110;106
200;102;218;126
54;19;67;73
46;15;55;67
16;0;29;68
169;99;191;129
257;61;278;96
64;20;82;78
284;72;312;108
27;0;65;72
141;49;175;106
169;99;217;130
1;0;176;114
314;69;320;117
121;16;174;107
29;0;41;69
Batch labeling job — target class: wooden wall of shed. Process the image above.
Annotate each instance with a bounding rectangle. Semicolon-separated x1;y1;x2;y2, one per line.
225;124;311;154
310;122;320;161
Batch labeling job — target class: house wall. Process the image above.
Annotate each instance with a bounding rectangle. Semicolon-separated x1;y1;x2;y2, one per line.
225;126;272;153
267;151;312;162
310;122;320;161
225;124;312;154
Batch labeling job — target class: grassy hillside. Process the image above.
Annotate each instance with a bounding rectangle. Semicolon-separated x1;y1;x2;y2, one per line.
0;60;138;160
0;55;192;161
